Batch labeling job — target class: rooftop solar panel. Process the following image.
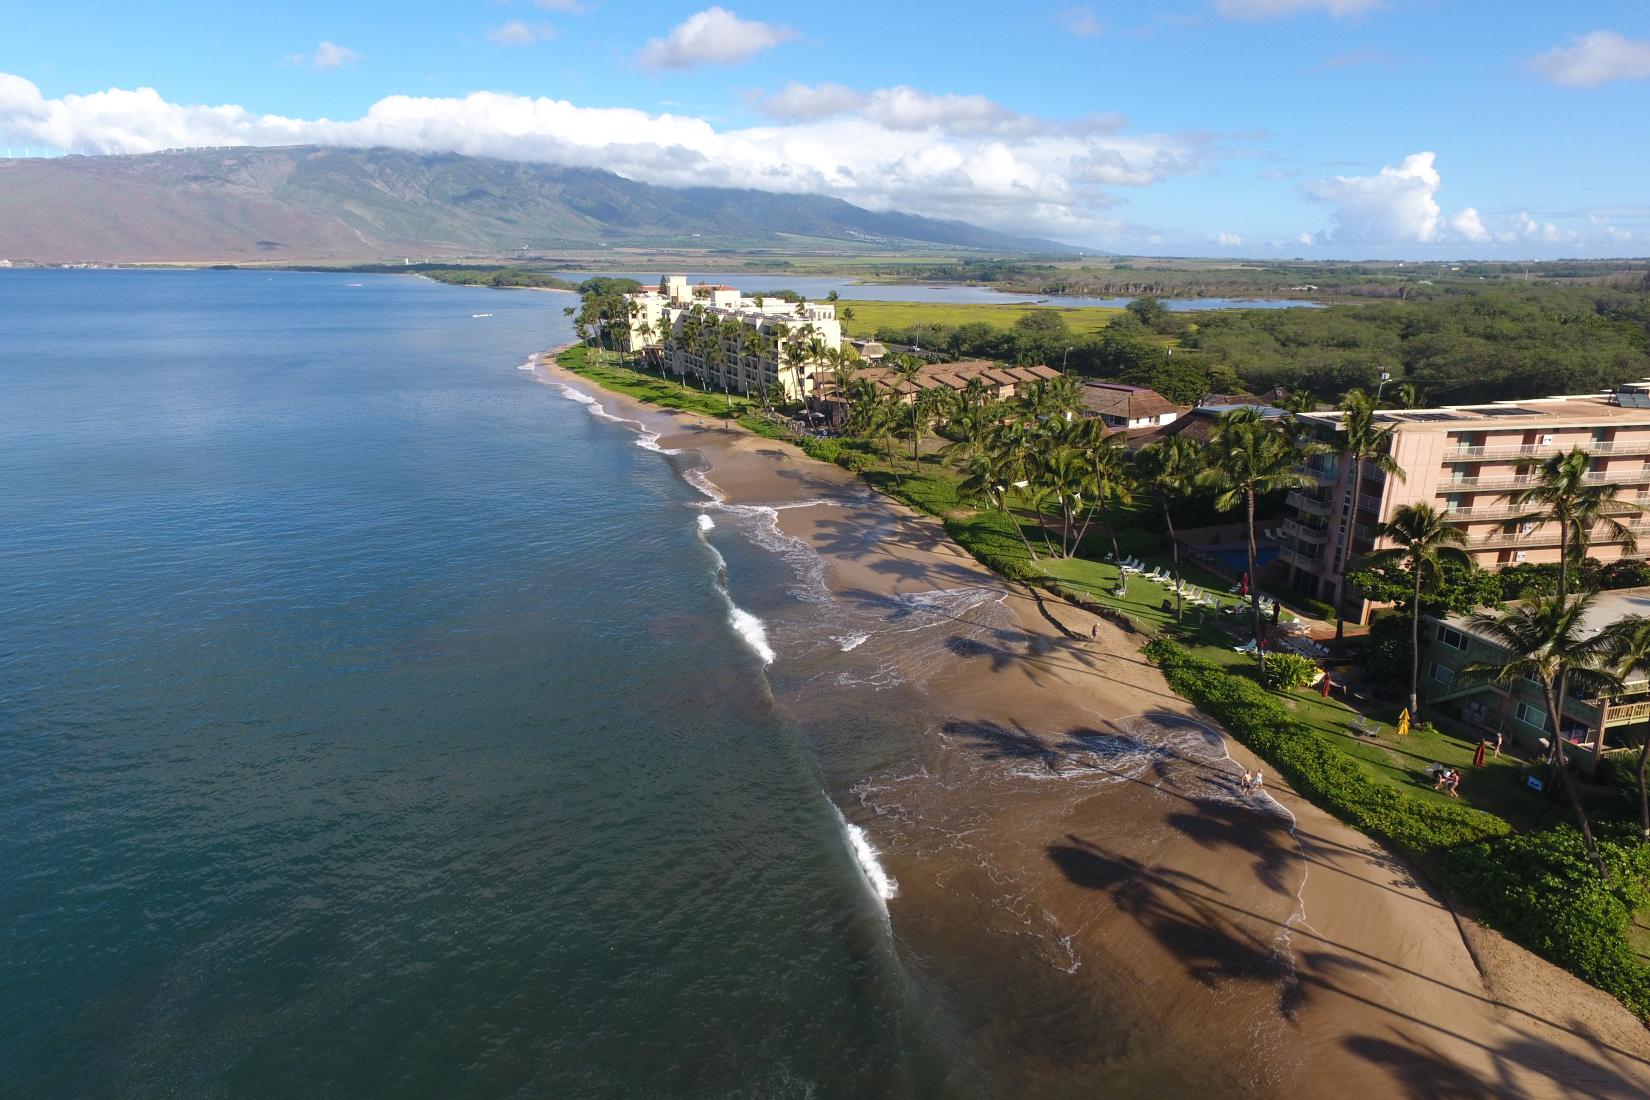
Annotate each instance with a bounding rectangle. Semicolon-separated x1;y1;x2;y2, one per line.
1404;412;1470;422
1478;407;1543;416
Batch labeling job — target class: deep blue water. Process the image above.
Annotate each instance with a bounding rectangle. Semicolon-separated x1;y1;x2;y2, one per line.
0;271;955;1098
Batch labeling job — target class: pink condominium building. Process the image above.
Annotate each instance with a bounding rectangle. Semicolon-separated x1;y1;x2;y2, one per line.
1284;379;1650;624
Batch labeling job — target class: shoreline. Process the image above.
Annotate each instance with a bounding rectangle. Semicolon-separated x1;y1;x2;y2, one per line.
538;349;1650;1095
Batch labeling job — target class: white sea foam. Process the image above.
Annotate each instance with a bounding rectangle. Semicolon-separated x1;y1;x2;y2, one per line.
837;632;870;651
728;606;776;665
554;383;599;406
835;806;897;906
696;514;715;532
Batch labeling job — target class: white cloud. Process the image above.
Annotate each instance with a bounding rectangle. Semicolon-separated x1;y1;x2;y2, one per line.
0;72;1211;240
1508;212;1579;244
488;21;555;47
287;41;361;71
1214;0;1380;19
533;0;586;10
638;7;795;71
1058;5;1104;36
754;82;866;122
1448;206;1488;242
860;86;1037;136
1216;231;1243;246
1531;31;1650;88
1305;151;1448;242
1296;232;1315;245
755;82;1068;139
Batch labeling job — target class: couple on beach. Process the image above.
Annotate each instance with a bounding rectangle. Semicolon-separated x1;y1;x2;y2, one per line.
1239;768;1265;795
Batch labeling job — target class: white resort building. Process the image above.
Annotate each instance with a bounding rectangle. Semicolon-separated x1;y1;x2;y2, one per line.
623;276;844;402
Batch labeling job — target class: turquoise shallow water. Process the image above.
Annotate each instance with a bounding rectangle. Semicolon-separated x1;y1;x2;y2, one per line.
0;271;957;1098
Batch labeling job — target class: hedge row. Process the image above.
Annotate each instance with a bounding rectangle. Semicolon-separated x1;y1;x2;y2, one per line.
1143;639;1512;852
1440;825;1650;1019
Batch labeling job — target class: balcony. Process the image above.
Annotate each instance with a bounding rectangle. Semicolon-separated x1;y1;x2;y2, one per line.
1277;546;1313;569
1472;522;1650;551
1286;491;1332;517
1451;438;1650;461
1294;463;1338;485
1440;469;1649;493
1606;700;1650;726
1441;504;1533;523
1282;519;1329;544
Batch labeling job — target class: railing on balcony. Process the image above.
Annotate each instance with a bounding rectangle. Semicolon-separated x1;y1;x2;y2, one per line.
1452;439;1650;461
1282;519;1329;544
1440;470;1647;492
1286;491;1332;516
1605;700;1650;725
1441;504;1532;522
1277;545;1322;569
1294;463;1338;485
1473;523;1650;550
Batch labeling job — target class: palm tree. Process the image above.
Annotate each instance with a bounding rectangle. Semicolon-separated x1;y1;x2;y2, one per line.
1601;615;1650;844
937;381;1002;470
1201;410;1323;666
1137;435;1205;620
1333;389;1407;639
910;387;948;467
1461;593;1625;880
888;357;924;469
960;448;1040;562
1512;447;1645;603
1064;419;1133;565
1388;382;1420;409
740;325;768;410
1363;503;1469;717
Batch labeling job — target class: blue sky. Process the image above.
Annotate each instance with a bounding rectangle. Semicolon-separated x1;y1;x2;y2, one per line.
3;1;1648;258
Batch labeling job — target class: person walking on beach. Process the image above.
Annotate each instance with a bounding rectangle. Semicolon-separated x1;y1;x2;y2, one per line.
1238;770;1254;792
1249;769;1265;795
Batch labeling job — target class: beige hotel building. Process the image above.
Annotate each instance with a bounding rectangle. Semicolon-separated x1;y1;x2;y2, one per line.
1284;379;1650;623
623;276;844;402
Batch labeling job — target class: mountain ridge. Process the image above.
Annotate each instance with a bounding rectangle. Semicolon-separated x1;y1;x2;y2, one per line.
0;146;1079;263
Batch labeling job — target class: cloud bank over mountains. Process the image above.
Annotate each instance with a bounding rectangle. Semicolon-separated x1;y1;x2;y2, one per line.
0;61;1638;256
0;71;1206;245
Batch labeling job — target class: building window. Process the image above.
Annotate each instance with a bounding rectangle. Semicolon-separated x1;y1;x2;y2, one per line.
1514;701;1550;732
1430;662;1455;686
1435;624;1468;650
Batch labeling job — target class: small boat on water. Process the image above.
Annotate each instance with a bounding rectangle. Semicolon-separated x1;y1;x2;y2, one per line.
472;312;494;318
347;282;363;287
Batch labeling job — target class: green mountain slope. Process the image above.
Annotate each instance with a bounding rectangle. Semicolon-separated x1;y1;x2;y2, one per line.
0;146;1077;263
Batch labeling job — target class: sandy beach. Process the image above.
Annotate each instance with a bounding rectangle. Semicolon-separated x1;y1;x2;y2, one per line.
541;354;1650;1098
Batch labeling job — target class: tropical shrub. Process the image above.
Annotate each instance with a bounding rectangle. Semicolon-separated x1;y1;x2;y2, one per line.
1296;596;1337;623
1262;652;1319;690
1441;824;1650;1019
1143;640;1511;852
1363;612;1412;689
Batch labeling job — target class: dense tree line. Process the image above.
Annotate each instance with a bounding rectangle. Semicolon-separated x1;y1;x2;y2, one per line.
872;282;1650;407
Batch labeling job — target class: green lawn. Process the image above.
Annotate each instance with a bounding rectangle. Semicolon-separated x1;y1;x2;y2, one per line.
839;299;1123;339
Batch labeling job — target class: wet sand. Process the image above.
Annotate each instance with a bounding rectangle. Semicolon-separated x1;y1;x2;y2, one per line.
542;357;1650;1097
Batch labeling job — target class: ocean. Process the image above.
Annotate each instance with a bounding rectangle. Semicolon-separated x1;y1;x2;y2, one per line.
0;270;965;1098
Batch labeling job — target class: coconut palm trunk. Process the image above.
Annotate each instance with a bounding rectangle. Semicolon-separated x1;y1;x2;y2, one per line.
1246;490;1264;659
1337;452;1366;640
1163;497;1183;621
1543;680;1608;881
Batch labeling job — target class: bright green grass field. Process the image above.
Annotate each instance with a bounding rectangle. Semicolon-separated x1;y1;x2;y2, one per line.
839;299;1123;339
